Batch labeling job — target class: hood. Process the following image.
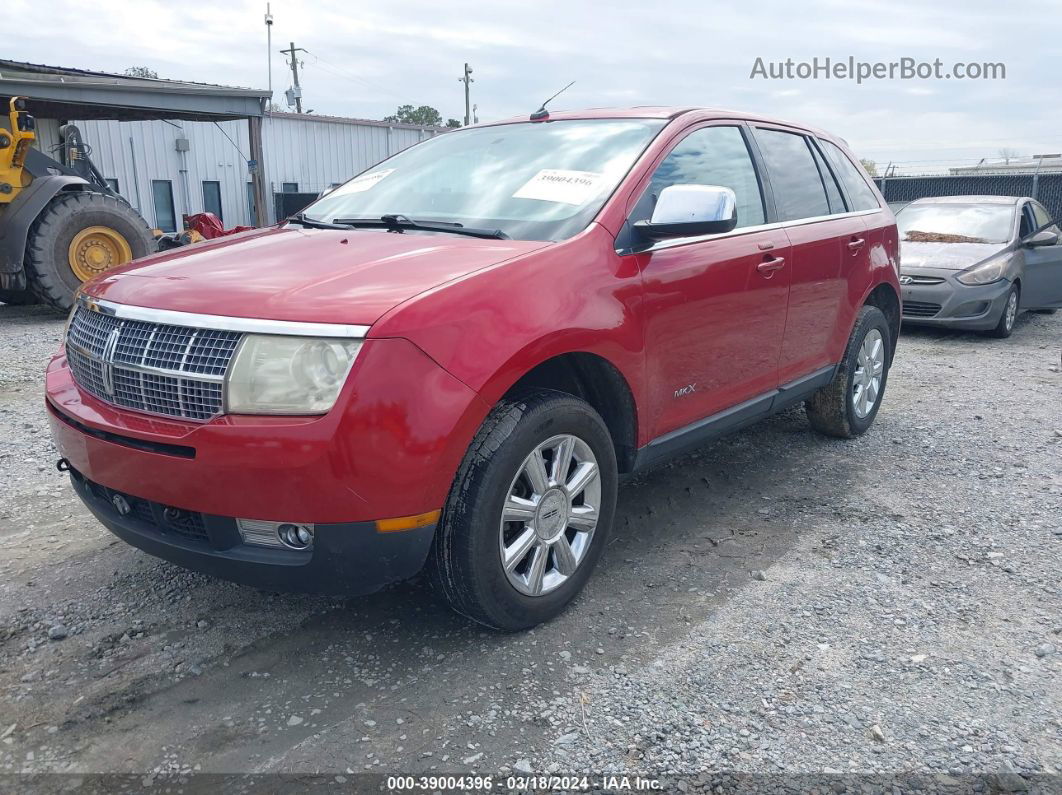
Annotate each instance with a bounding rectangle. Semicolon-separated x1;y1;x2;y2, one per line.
86;226;548;326
899;240;1007;272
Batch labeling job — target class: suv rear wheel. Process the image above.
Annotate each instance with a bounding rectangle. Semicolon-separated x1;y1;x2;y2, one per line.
806;305;892;439
430;390;617;630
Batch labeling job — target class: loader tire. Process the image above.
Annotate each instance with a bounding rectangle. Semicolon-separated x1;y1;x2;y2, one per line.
25;192;155;312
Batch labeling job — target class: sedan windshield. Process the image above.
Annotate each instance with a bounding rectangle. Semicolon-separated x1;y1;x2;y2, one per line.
897;203;1014;244
301;119;666;242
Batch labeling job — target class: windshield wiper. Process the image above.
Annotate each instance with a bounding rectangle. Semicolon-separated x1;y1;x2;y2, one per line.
286;213;352;230
332;214;509;240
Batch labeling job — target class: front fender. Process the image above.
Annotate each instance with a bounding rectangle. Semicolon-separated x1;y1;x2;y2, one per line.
0;175;87;274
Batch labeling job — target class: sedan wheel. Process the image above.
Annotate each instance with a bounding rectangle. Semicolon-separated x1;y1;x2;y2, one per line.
500;434;601;597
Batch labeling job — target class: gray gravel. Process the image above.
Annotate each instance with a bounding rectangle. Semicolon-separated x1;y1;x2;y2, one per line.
0;300;1059;788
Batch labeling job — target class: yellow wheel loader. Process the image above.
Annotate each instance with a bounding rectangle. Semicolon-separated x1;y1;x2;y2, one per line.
0;97;154;311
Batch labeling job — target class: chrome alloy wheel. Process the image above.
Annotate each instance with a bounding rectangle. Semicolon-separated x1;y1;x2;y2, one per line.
1003;291;1018;332
852;328;885;419
499;434;601;597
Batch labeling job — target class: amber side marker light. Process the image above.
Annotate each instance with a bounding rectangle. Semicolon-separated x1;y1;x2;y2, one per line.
376;510;441;533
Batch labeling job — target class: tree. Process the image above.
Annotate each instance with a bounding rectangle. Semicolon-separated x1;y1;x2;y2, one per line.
124;66;158;79
859;158;879;177
445;119;462;128
998;147;1021;164
383;104;446;127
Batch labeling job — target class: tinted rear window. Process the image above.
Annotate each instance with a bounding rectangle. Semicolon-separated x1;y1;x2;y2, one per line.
753;129;830;221
820;140;881;212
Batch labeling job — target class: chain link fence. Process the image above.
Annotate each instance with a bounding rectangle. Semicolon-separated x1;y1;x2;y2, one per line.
873;172;1062;221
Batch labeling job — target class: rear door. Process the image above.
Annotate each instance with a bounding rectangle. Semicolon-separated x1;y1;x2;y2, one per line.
625;123;791;439
751;127;869;384
1021;201;1062;308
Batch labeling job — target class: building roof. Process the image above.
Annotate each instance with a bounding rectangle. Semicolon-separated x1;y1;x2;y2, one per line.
949;156;1062;175
0;59;269;121
267;110;446;133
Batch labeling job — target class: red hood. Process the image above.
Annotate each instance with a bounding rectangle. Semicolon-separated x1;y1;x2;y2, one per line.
86;226;548;326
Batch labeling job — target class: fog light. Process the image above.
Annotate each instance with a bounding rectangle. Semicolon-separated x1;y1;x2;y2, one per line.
237;519;314;550
278;523;314;550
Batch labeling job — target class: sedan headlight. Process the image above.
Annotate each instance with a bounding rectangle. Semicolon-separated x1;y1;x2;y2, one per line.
956;255;1009;286
225;334;362;415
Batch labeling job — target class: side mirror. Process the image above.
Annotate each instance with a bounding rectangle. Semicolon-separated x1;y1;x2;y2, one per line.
633;185;738;241
1025;229;1059;247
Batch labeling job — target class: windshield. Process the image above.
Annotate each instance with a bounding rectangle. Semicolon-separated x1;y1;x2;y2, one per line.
897;203;1015;244
301;119;666;241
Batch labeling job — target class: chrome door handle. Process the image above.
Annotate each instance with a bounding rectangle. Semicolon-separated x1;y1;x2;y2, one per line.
757;256;786;276
848;238;866;252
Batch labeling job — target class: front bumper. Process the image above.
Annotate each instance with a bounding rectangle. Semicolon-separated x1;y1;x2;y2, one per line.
46;336;489;523
45;335;492;594
900;274;1012;330
68;466;434;594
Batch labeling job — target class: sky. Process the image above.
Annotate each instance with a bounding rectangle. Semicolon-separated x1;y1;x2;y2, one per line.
8;0;1061;174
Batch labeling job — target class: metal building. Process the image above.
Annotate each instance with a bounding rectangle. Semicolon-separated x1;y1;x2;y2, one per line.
35;112;442;230
2;60;442;232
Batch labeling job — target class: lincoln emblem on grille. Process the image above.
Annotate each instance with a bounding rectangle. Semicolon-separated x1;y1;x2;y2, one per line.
99;325;122;396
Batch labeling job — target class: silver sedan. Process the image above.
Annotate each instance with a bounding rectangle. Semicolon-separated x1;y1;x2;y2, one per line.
897;195;1062;337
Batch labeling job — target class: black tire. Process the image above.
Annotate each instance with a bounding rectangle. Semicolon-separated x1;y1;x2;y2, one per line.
806;305;892;439
0;288;37;306
986;284;1019;339
429;390;618;631
24;192;155;312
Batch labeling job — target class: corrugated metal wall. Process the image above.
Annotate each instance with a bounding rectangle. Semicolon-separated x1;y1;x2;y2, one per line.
29;115;439;228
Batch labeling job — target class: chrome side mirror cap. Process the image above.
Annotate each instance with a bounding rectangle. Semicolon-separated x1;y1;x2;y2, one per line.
634;185;738;241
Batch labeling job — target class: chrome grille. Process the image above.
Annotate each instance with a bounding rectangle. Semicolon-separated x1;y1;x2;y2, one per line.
66;304;241;421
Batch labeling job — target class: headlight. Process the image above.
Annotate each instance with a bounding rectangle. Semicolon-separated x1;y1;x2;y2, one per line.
956;256;1008;285
225;334;362;415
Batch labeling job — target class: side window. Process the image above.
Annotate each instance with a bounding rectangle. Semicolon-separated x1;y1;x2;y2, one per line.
1031;201;1053;231
1019;204;1034;238
820;140;882;212
632;126;766;229
809;142;846;214
752;128;830;221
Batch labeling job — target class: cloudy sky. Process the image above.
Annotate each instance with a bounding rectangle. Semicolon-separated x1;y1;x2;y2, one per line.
9;0;1061;173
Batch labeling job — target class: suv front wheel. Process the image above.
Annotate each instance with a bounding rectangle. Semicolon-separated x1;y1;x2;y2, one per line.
430;390;618;630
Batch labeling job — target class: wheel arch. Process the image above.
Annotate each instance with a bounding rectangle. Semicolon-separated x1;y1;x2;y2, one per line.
862;281;900;358
493;351;640;474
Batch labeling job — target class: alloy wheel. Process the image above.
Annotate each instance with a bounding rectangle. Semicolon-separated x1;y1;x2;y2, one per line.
1004;291;1018;332
852;328;885;419
499;434;601;597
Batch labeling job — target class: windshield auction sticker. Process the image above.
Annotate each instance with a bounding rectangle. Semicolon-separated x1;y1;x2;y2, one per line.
336;168;395;195
513;169;605;205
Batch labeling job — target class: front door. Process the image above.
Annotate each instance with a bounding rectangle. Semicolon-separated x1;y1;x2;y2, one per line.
624;124;791;439
1022;201;1062;308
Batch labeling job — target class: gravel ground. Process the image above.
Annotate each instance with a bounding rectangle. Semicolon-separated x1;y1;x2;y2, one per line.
0;301;1059;791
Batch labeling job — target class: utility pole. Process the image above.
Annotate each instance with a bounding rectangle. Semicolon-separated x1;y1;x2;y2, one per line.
458;63;474;126
280;41;307;113
264;4;273;106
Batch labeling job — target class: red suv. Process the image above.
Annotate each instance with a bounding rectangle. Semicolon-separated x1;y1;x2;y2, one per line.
46;107;899;630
